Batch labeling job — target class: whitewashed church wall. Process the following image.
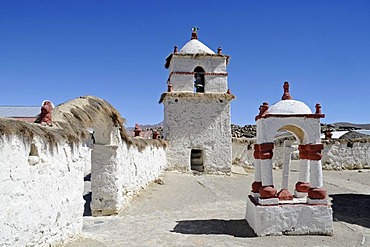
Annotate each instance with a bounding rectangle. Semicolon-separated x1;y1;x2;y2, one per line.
169;74;228;93
91;140;167;216
164;97;232;173
170;74;194;92
169;56;226;73
205;76;228;92
169;57;227;93
0;135;87;247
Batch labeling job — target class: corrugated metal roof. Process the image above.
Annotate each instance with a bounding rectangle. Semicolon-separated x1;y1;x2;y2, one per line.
0;106;40;117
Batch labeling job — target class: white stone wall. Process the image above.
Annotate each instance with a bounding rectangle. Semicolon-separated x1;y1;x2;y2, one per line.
232;138;286;168
163;96;232;173
322;140;370;170
91;140;167;216
0;135;88;246
232;138;370;170
169;56;227;93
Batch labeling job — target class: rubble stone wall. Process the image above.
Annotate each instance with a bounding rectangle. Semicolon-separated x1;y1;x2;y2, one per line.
322;140;370;170
232;138;370;170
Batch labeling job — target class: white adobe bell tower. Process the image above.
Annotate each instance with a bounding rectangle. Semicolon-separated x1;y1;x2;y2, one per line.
160;28;235;173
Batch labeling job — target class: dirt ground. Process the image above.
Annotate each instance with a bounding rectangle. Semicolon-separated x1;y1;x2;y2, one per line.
66;162;370;247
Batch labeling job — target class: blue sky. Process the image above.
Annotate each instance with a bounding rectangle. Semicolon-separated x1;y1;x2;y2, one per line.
1;1;369;126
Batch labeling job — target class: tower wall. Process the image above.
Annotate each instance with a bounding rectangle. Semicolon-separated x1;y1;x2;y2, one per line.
168;56;228;93
163;94;232;173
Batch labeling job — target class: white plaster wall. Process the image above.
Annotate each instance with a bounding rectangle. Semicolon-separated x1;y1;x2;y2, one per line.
169;56;226;73
232;138;286;168
322;141;370;170
169;56;227;93
0;135;87;246
232;138;370;170
91;141;167;216
257;117;321;144
170;74;228;93
163;96;232;173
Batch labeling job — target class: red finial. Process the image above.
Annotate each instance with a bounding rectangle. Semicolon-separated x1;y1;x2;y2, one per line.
315;103;322;114
35;100;54;126
134;123;142;137
217;47;222;54
324;129;332;140
255;102;269;121
167;84;173;92
152;130;159;139
282;81;292;100
174;46;178;53
226;88;231;94
191;26;199;40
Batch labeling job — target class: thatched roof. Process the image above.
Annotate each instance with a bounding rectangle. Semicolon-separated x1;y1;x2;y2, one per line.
0;96;130;146
52;95;130;144
0;117;66;149
0;96;167;151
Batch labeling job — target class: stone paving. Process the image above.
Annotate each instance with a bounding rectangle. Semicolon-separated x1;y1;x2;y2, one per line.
66;163;370;247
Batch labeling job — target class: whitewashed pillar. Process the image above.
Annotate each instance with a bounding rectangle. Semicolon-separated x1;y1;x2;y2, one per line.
254;143;276;199
307;144;327;200
277;141;294;200
294;145;311;198
251;159;262;197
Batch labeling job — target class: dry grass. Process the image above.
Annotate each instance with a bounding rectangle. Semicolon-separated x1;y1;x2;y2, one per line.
52;96;131;144
0;117;66;151
131;138;167;152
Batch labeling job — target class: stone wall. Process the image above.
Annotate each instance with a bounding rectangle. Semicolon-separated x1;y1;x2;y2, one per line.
322;139;370;170
232;137;293;168
0;96;169;246
91;138;167;216
0;134;88;246
232;137;370;170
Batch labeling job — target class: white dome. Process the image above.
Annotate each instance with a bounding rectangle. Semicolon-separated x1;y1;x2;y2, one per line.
179;39;215;54
267;100;312;114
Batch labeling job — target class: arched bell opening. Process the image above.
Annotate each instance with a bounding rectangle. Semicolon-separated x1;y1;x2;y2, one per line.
194;66;205;93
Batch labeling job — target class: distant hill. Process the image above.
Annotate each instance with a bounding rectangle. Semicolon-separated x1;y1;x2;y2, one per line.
126;121;163;131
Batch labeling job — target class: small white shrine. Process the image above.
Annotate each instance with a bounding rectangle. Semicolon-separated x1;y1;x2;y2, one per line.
160;28;235;173
246;82;333;236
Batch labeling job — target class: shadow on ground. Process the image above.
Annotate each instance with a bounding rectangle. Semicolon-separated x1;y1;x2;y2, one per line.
172;219;256;238
331;193;370;228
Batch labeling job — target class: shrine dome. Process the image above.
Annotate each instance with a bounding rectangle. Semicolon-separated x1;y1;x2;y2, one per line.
179;39;215;54
267;99;312;115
